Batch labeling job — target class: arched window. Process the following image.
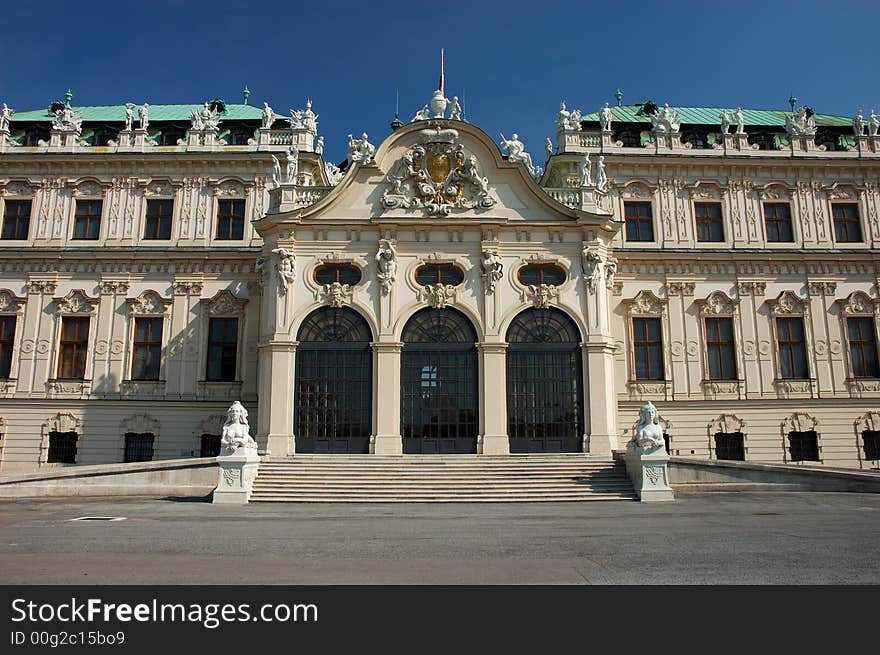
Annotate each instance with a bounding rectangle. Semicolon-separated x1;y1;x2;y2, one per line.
517;263;566;286
401;308;478;454
294;307;372;454
506;308;584;453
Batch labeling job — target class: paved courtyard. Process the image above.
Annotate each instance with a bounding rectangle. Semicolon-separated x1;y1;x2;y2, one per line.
0;492;878;584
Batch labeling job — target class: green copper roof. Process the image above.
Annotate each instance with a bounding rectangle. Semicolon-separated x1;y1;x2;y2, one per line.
10;103;265;123
580;104;851;128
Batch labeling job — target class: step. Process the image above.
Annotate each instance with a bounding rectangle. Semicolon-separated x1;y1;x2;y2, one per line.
251;494;636;503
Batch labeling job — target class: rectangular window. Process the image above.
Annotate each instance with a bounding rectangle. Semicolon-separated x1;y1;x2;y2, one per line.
2;199;32;240
144;199;173;240
832;204;862;243
206;317;238;381
847;317;879;378
863;430;880;461
714;432;745;461
132;317;163;381
776;317;808;379
695;202;724;242
624;202;654;242
763;203;793;242
58;316;90;379
0;315;14;378
216;199;245;240
788;430;819;462
200;434;222;458
124;432;155;463
47;431;78;464
73;199;102;240
705;317;737;380
632;317;664;380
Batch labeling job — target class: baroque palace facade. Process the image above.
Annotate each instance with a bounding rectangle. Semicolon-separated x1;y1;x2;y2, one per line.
0;91;879;472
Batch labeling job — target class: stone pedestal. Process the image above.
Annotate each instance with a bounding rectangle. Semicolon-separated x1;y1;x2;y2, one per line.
212;447;260;504
625;442;674;502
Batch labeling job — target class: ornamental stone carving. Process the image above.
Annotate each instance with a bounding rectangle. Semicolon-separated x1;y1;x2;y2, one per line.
0;289;25;314
347;132;375;166
54;289;98;315
172;281;203;296
767;290;808;316
319;282;352;308
43;412;81;434
836;291;878;315
421;283;456;309
99;280;130;295
126;290;171;316
604;258;618;290
708;413;745;435
737;281;767;296
697;290;738;316
480;249;504;294
381;128;495;216
625;290;666;316
202;289;247;316
782;412;818;433
581;246;603;294
376;239;397;296
272;248;296;294
527;284;559;309
807;281;837;297
856;411;880;433
666;282;695;297
120;414;160;437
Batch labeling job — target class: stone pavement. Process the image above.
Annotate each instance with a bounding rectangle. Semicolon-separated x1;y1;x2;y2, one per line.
0;492;878;584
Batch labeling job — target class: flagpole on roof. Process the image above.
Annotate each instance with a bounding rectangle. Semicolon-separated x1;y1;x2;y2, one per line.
438;48;445;94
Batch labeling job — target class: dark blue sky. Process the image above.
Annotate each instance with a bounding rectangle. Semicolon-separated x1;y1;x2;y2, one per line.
2;0;877;163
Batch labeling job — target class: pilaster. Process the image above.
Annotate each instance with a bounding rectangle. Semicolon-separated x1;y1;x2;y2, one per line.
257;340;296;456
372;341;403;455
581;338;618;454
478;342;509;455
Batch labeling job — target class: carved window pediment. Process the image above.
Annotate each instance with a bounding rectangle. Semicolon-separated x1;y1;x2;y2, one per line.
836;291;878;316
43;411;81;434
826;185;857;201
214;180;246;198
72;180;105;198
856;411;880;433
200;289;247;316
759;184;792;201
696;291;739;317
3;181;35;197
619;181;654;200
54;289;99;315
624;290;667;316
689;182;722;200
782;412;818;433
767;290;808;316
121;413;161;436
708;413;745;435
0;289;26;314
126;290;172;316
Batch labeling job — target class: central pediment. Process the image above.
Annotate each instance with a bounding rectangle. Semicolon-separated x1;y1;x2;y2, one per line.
257;119;617;231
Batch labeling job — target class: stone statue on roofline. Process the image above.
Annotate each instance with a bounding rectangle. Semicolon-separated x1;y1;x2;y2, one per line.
138;103;149;130
650;103;681;134
347;132;375;166
869;110;880;138
123;103;134;131
411;105;430;122
449;96;463;121
500;133;538;178
853;110;864;137
0;103;13;132
262;102;275;129
599;102;612;132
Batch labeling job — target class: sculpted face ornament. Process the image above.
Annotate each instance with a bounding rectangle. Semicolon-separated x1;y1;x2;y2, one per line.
220;401;257;454
381;128;496;217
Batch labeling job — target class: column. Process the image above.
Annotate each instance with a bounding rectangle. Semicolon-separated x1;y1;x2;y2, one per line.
478;342;508;455
256;340;296;456
582;337;618;455
372;341;402;455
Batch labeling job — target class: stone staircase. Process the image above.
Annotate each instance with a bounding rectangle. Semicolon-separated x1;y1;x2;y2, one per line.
250;454;635;503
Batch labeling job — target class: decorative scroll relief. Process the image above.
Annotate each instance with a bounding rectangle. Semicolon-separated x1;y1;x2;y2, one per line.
856;411;880;432
526;284;559;309
54;289;98;315
708;413;745;435
420;283;456;309
624;290;666;316
782;412;818;433
767;290;808;316
120;414;160;436
696;291;739;316
0;289;25;314
480;249;503;294
381;128;496;217
319;282;352;308
836;291;879;315
126;291;171;316
202;289;247;316
43;412;81;434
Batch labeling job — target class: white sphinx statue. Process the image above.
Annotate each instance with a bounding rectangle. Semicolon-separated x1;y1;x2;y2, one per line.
631;400;665;451
220;401;257;454
624;400;674;502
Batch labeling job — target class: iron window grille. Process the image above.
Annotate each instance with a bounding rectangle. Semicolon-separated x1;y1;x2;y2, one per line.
714;432;745;461
847;317;879;378
705;317;737;380
415;263;465;286
862;430;880;461
124;432;154;463
401;308;478;454
200;434;221;458
0;315;15;378
788;430;819;462
776;317;809;379
144;199;173;240
294;307;372;454
313;264;362;286
624;202;654;241
632;317;664;380
132;317;163;381
58;316;90;379
47;431;77;464
694;202;724;242
73;199;102;240
832;203;862;243
1;199;31;240
517;263;566;286
763;203;794;242
216;199;245;240
506;309;584;453
206;317;238;381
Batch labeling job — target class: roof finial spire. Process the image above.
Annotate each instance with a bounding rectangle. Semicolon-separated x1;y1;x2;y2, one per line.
243;85;250;105
65;88;73;106
615;88;623;107
788;94;797;112
390;88;403;131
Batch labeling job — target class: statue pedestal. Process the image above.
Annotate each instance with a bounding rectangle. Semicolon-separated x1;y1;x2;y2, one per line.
625;442;674;502
212;447;260;504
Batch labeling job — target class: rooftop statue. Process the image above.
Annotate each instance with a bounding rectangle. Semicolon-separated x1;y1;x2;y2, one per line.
190;109;204;131
430;89;449;118
138;103;149;130
500;133;537;178
449;96;463;121
325;161;344;186
200;101;221;131
734;107;744;134
288;100;318;132
0;103;13;132
315;135;324;154
853;110;864;137
347;132;375;166
556;101;570;131
411;105;431;122
631;401;665;451
785;106;816;137
220;401;257;454
720;109;732;134
546;137;554;160
869;110;880;138
52;104;83;134
123;103;134;131
262;102;275;129
649;103;681;134
599;102;612;132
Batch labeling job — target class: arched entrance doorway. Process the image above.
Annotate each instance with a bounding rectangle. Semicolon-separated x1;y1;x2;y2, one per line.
401;308;478;454
506;308;584;453
294;307;372;454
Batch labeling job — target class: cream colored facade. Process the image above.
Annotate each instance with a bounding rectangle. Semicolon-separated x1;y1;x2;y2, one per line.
0;98;879;472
